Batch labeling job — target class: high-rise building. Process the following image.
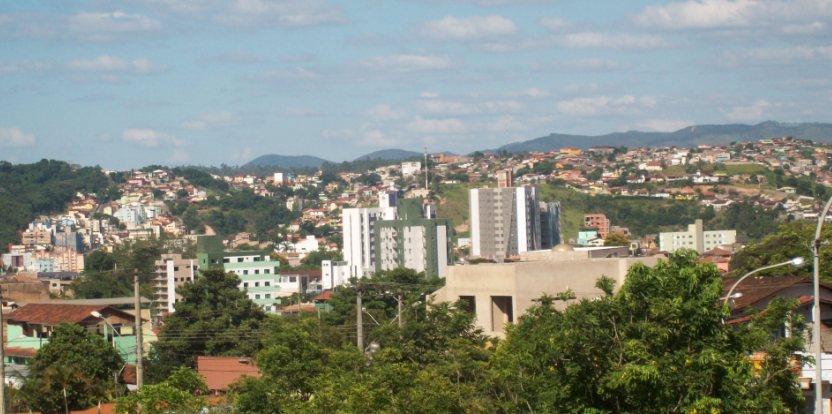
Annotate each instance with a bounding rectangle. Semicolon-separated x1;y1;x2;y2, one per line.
196;235;281;313
341;191;398;278
374;199;453;279
152;254;197;314
469;186;542;259
496;170;514;188
540;202;563;249
659;219;737;254
584;214;611;239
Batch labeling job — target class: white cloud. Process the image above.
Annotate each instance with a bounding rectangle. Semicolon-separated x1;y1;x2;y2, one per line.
229;147;254;162
531;58;628;72
358;54;456;72
67;12;163;41
521;88;550;97
322;128;357;139
0;60;53;76
636;119;692;132
359;129;400;146
131;0;224;14
278;108;321;117
408;116;467;133
199;51;268;64
722;100;772;121
417;100;525;116
215;0;347;27
555;32;667;49
180;112;236;130
97;133;112;142
0;127;36;147
0;11;162;42
418;15;518;42
717;46;832;66
67;56;169;74
420;92;439;98
169;149;191;163
538;17;571;31
556;95;657;116
122;129;189;147
366;104;407;121
408;0;557;6
488;115;527;132
633;0;832;32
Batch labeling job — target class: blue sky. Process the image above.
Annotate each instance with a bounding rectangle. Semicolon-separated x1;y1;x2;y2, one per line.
1;0;830;169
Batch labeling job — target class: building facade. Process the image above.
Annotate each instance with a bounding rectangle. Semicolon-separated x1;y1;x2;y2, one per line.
469;186;542;260
659;219;737;254
341;192;398;278
374;199;453;279
152;254;197;314
401;161;421;177
539;202;563;249
584;214;611;239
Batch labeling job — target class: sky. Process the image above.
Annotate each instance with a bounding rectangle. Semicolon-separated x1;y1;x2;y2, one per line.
0;0;830;169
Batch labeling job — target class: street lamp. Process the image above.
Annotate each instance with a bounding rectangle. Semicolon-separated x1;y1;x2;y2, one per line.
724;257;806;307
91;311;122;384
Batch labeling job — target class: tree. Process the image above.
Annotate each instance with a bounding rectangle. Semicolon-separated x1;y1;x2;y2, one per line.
603;233;630;247
487;250;808;413
147;268;268;382
729;222;832;280
113;367;207;414
26;323;123;414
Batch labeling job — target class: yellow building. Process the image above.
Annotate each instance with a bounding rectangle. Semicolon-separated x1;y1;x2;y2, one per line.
560;147;582;156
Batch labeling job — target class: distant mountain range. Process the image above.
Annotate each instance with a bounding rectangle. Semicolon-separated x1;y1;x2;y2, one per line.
491;121;832;153
244;122;832;169
244;154;330;169
355;149;422;161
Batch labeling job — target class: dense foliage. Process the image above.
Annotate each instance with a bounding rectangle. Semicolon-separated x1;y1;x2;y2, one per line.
24;323;124;414
729;221;832;280
0;160;111;246
147;268;268;382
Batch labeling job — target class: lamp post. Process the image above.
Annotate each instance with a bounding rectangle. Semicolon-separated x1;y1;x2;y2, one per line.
91;311;121;384
724;257;806;305
812;196;832;414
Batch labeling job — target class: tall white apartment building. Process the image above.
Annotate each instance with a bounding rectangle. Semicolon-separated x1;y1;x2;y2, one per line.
469;186;542;260
401;161;421;177
659;219;737;254
152;254;197;314
342;191;398;278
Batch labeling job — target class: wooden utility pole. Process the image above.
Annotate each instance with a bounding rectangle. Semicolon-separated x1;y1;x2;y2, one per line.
133;271;143;388
356;289;364;351
396;289;403;328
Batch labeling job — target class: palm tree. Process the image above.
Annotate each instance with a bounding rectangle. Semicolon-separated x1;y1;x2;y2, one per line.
5;383;38;414
41;364;88;414
85;379;123;414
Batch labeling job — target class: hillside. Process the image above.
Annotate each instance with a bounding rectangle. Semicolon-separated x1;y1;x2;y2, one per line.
493;121;832;153
355;149;422;161
245;154;331;169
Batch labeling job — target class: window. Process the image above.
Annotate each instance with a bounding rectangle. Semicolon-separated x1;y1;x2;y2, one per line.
255;294;260;299
255;282;260;287
289;277;297;283
243;270;249;275
254;257;260;262
265;269;270;274
237;258;244;263
222;258;229;263
265;294;271;299
265;282;270;287
212;259;219;264
243;283;248;287
174;267;179;271
255;270;260;274
491;296;514;333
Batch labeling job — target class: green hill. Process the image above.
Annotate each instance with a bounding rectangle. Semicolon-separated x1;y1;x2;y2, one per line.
354;149;422;161
245;154;331;169
493;121;832;153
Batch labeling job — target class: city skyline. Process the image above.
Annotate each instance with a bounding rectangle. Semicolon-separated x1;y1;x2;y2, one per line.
1;0;830;169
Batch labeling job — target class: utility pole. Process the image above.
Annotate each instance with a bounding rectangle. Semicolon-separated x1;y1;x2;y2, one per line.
133;270;144;389
356;288;364;351
396;289;403;328
0;288;6;414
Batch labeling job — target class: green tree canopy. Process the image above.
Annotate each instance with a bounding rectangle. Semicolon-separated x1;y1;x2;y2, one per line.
147;268;268;382
488;250;808;413
25;323;124;413
603;232;631;247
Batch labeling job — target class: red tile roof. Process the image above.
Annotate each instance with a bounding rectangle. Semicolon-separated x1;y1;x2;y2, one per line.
4;346;37;358
5;304;140;326
197;357;260;390
313;291;334;301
